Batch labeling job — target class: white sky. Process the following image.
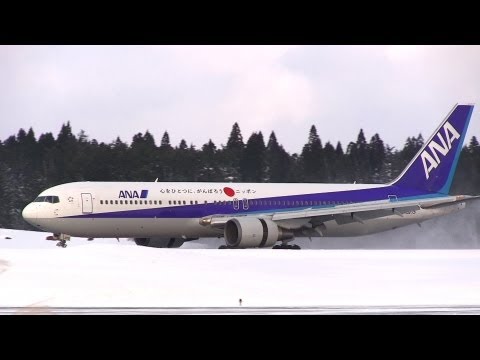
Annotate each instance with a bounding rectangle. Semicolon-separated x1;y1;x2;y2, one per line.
1;45;479;153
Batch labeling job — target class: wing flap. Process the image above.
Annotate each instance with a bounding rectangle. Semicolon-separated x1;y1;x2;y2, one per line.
270;198;433;221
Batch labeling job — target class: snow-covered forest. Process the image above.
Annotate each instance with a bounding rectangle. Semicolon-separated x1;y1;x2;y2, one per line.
1;121;479;230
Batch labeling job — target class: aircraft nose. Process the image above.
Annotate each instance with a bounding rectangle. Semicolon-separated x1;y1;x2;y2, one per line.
22;203;37;224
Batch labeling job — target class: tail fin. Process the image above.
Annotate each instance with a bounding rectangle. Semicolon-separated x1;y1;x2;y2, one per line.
390;104;474;194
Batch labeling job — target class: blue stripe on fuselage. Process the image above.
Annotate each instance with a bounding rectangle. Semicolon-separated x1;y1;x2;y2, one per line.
64;185;444;219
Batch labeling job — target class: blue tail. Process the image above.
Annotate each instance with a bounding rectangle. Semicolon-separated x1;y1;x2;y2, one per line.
391;104;474;194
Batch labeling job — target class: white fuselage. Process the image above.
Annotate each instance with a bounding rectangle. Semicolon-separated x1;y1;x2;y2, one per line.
21;181;465;240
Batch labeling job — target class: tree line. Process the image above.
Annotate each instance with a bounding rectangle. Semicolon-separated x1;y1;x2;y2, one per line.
1;121;480;230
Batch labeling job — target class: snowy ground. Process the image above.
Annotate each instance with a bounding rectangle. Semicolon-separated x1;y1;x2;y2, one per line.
2;226;480;313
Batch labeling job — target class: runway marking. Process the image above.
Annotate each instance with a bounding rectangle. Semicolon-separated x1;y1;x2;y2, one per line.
1;306;480;315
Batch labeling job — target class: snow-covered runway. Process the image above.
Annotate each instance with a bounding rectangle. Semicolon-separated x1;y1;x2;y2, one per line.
1;228;480;314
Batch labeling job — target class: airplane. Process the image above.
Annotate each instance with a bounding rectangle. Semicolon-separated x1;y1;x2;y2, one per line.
22;104;478;249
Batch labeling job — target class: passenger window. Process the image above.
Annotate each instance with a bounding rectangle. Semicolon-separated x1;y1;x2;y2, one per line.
169;201;172;205
195;200;198;204
159;200;162;205
183;200;186;205
115;200;118;205
100;200;103;205
120;200;123;205
110;200;113;205
190;200;193;205
135;200;138;205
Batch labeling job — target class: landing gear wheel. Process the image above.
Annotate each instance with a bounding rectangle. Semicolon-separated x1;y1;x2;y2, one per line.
273;244;301;250
57;240;67;248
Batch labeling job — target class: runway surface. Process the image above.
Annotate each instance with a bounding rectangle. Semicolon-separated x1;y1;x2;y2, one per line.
3;305;480;315
2;228;480;313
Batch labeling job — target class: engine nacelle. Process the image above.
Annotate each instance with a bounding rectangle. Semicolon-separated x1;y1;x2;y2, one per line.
224;217;292;248
133;237;191;248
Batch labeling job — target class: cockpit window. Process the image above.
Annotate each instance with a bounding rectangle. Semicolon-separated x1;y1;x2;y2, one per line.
34;196;60;203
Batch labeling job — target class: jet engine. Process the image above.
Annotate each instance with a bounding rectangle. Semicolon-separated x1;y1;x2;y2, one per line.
224;217;293;248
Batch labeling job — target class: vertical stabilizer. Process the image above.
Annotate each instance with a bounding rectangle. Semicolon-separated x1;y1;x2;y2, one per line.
391;104;474;194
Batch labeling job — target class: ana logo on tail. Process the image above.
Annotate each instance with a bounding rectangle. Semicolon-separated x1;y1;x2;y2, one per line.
421;121;460;179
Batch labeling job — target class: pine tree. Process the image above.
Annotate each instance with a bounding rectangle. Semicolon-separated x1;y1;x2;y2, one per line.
129;131;158;181
265;131;292;182
178;139;188;151
226;123;244;151
333;141;348;183
223;123;245;181
301;125;325;182
323;141;336;181
240;132;265;182
160;131;172;150
368;133;386;183
199;139;222;181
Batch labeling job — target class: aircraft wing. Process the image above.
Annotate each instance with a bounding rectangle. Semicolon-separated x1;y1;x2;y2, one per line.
200;195;480;229
271;195;479;221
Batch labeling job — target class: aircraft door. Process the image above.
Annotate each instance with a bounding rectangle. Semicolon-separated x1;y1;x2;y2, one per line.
242;198;249;210
233;198;239;210
81;193;93;214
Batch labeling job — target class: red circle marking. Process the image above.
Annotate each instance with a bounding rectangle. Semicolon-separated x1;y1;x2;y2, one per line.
224;187;235;197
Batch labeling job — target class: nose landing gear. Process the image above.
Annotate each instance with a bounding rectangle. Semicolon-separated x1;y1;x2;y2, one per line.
56;240;67;248
46;233;70;248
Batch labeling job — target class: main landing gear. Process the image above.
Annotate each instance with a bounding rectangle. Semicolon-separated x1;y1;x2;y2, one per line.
218;244;301;249
273;244;301;250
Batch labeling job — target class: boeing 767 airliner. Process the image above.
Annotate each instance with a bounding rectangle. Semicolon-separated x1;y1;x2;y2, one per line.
22;104;478;249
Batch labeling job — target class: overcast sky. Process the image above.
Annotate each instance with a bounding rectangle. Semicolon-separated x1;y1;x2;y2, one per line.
1;45;479;154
